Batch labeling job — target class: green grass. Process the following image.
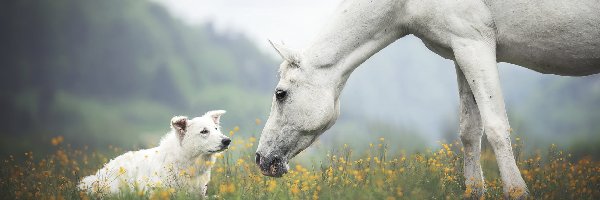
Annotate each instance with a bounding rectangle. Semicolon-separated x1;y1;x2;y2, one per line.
1;127;599;199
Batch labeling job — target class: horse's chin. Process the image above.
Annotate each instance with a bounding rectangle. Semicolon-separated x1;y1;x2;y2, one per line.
259;161;289;177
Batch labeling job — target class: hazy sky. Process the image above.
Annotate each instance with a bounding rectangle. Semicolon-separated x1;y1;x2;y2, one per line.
153;0;343;52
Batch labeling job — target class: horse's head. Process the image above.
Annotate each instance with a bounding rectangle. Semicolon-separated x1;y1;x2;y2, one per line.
255;41;341;177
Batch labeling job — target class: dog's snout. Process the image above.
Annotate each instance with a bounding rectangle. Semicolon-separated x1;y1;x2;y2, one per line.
255;153;261;165
222;138;231;146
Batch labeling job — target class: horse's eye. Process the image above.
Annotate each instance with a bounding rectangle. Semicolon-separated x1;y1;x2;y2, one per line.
275;89;287;101
200;129;209;134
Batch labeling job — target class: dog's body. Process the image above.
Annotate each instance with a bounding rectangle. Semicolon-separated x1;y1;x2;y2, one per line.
79;110;230;197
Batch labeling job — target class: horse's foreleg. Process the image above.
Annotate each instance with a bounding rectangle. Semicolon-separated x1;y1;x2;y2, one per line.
455;64;485;198
453;39;528;199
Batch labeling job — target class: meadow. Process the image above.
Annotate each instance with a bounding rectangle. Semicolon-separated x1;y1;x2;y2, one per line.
1;124;599;200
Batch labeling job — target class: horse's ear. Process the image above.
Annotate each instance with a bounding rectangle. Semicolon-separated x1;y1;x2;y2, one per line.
268;39;299;64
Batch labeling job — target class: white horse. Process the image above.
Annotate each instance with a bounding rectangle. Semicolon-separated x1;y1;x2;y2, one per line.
255;0;600;198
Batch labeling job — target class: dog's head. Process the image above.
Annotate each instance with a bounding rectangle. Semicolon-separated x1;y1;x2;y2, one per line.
170;110;231;155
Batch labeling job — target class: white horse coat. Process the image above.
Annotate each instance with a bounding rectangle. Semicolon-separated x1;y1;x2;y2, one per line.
256;0;599;199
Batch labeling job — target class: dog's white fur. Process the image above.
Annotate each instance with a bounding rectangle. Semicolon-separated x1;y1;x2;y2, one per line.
79;110;229;197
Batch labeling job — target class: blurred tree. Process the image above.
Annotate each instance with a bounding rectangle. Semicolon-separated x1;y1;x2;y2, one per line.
0;0;276;154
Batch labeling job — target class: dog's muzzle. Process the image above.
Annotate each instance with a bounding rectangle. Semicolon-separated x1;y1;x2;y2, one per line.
208;138;232;153
222;138;231;147
255;152;289;177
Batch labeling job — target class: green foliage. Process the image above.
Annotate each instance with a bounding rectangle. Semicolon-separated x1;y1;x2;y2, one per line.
0;0;277;155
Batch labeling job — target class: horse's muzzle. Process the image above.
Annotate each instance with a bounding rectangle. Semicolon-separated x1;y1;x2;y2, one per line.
255;152;288;177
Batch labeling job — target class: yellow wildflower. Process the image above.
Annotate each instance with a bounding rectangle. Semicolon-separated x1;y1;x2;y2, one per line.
219;183;235;193
290;183;300;195
51;136;64;146
267;180;277;192
118;166;126;175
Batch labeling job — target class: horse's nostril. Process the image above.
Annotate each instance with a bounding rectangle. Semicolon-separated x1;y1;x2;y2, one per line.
255;153;261;165
222;138;231;146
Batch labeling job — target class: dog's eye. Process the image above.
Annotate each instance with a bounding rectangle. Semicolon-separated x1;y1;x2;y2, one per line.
200;129;209;134
215;127;218;130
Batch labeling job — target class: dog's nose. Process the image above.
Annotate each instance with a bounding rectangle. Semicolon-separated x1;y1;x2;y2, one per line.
222;138;231;146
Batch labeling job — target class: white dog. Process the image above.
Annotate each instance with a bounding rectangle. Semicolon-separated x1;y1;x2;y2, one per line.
79;110;230;197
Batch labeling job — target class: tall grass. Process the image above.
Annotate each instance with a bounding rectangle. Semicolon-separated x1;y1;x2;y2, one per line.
1;126;599;199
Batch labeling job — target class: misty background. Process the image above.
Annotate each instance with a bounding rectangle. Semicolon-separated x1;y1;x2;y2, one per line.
1;0;599;159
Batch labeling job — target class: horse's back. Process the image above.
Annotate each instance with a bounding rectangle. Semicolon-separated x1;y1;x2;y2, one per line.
485;0;600;76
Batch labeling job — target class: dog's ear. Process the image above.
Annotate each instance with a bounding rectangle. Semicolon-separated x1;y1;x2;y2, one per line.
171;116;188;139
204;110;226;125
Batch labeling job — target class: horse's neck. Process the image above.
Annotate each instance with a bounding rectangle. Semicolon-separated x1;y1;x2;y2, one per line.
302;0;407;78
